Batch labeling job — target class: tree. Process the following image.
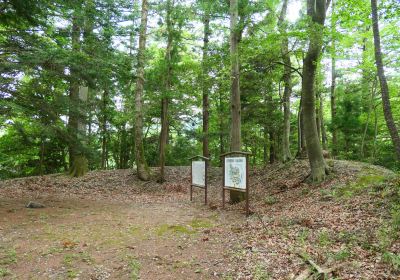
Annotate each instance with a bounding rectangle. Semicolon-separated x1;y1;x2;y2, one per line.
68;8;89;177
278;0;292;162
301;0;331;181
159;0;177;183
134;0;151;181
370;0;400;160
330;0;337;156
229;0;243;203
201;0;211;158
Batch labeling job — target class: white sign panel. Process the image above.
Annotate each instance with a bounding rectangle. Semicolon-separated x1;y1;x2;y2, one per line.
225;157;246;189
192;161;205;186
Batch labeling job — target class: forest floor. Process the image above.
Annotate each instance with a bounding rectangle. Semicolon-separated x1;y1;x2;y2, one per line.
0;160;399;279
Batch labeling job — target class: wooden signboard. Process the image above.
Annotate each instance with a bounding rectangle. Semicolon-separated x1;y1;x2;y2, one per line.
220;151;251;216
189;155;209;204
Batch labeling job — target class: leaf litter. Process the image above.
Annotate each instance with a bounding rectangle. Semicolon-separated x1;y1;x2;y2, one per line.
0;160;399;279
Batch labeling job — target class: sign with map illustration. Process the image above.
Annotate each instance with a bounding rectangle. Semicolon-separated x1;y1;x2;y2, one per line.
192;161;205;186
224;157;246;189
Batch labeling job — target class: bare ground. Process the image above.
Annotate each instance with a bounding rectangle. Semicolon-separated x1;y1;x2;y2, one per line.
0;160;399;279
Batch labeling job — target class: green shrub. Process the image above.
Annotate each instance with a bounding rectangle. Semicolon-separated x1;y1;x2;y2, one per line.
264;196;278;205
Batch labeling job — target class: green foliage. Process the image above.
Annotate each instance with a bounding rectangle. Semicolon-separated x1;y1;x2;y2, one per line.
128;256;141;280
156;224;195;236
383;252;400;270
264;196;278;205
331;248;352;261
297;229;310;247
0;267;11;277
0;247;17;265
253;262;271;280
0;0;399;179
318;230;332;247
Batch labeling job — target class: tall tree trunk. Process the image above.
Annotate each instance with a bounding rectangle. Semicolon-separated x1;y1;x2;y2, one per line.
219;88;225;167
320;93;327;150
159;0;173;182
69;86;89;176
269;131;276;164
120;124;127;169
278;0;292;162
134;0;150;180
316;93;321;140
68;14;80;169
302;0;330;182
229;0;243;203
297;96;307;158
361;83;376;158
68;12;88;177
230;0;241;151
83;0;95;169
330;0;337;156
202;2;211;158
263;126;268;164
101;89;108;169
370;0;400;160
373;104;378;158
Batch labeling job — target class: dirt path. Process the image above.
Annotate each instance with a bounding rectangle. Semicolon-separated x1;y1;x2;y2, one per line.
0;197;244;279
1;162;399;279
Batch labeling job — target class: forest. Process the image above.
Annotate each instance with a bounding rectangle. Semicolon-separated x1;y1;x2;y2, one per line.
1;0;400;279
1;0;399;180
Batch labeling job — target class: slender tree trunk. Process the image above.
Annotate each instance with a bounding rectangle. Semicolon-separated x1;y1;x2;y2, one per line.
202;3;211;158
330;0;337;156
39;138;45;175
316;93;321;140
159;0;173;182
297;96;307;158
229;0;243;203
68;13;88;177
230;0;241;151
219;88;225;167
361;85;375;158
269;131;276;164
371;0;400;160
68;14;80;169
320;93;327;150
263;126;268;164
302;0;330;182
278;0;292;162
101;89;108;169
373;104;378;158
69;86;89;176
134;0;150;180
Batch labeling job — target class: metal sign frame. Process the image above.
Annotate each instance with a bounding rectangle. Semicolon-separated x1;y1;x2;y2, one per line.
220;151;251;216
189;155;209;205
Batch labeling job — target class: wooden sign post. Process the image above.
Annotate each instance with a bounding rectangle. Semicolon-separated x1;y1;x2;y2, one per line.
220;151;251;216
189;155;209;205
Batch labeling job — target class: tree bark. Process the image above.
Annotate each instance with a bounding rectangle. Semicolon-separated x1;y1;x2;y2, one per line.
230;0;241;151
219;87;225;167
68;12;88;177
371;0;400;160
330;0;337;156
320;93;327;150
297;95;307;158
361;83;376;158
278;0;292;162
269;131;276;164
134;0;150;180
159;0;173;183
68;13;80;169
302;0;330;182
101;89;108;169
229;0;243;203
202;2;211;158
